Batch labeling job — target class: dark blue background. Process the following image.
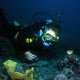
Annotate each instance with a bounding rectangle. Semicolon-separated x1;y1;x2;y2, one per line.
0;0;80;49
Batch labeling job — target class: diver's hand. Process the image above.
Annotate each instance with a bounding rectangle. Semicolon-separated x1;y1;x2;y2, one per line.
24;51;38;61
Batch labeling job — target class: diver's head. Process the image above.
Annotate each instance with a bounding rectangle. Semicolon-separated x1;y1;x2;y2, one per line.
41;21;60;47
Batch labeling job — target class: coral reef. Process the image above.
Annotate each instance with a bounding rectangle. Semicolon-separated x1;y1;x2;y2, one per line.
0;49;80;80
3;60;34;80
54;73;67;80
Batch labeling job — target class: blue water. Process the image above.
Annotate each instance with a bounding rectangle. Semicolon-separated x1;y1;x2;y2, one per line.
0;0;80;49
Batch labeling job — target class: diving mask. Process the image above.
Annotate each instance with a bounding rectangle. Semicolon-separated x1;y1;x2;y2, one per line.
42;29;59;42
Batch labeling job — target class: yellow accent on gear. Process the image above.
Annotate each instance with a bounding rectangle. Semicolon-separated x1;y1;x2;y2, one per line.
30;38;33;43
25;38;33;43
14;32;19;40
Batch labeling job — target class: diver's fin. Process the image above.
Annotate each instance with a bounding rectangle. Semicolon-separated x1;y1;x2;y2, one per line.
0;9;21;38
0;9;12;37
0;9;11;29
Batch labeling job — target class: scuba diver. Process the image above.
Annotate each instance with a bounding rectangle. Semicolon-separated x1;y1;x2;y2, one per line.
0;9;61;61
